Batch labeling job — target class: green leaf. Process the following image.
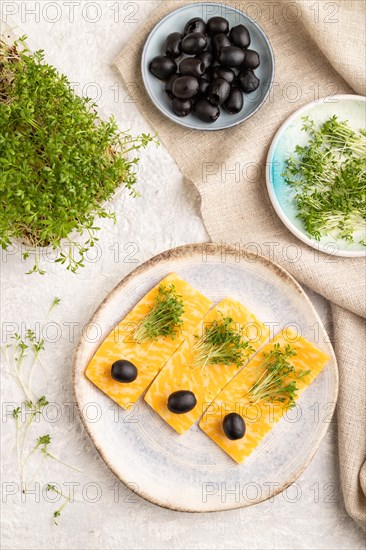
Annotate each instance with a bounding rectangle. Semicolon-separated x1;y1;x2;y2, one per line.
282;116;366;244
0;37;155;274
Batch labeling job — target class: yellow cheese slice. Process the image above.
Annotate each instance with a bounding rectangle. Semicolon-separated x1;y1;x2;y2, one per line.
144;298;270;434
199;328;330;463
85;273;212;408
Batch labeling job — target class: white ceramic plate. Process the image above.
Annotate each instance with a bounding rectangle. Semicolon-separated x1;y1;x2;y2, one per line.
73;244;338;512
266;95;366;257
141;3;274;130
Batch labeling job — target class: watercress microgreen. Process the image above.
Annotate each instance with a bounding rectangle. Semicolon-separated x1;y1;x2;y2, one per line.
194;316;254;369
244;343;310;409
282;115;366;244
2;298;80;525
133;284;185;343
0;37;157;274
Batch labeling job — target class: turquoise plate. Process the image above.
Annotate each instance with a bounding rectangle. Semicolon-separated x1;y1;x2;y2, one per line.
141;3;274;131
266;95;366;257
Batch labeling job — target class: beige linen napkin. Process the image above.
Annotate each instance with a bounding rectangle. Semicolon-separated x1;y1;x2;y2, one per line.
115;0;366;529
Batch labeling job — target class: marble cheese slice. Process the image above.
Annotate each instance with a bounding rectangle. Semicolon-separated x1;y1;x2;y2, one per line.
85;273;212;409
199;328;330;463
144;298;269;434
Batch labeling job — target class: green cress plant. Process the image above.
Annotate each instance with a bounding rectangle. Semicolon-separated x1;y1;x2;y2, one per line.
2;298;80;525
193;316;254;369
283;116;366;245
0;37;156;273
133;284;185;343
243;343;310;409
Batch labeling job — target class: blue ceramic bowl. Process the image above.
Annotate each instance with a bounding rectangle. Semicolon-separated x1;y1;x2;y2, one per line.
141;2;274;131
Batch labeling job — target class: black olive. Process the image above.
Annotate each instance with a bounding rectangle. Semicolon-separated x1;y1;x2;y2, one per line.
198;77;210;97
184;17;206;35
149;55;177;80
211;33;231;57
223;412;246;440
165;32;183;59
223;87;244;114
172;75;199;98
207;77;231;106
238;69;260;93
206;16;229;35
181;32;207;55
194;99;220;122
211;66;236;83
167;390;197;414
229;24;251;49
172;97;192;117
165;74;179;99
195;51;213;72
180;58;205;78
241;49;260;70
218;46;245;67
111;360;138;383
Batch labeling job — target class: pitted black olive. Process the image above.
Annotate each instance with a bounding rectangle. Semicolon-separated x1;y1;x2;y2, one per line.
111;360;138;383
195;51;213;72
241;49;260;70
198;77;210;97
165;74;179;99
211;33;231;57
149;14;262;124
218;46;245;67
223;87;244;114
149;55;177;80
184;17;206;35
172;75;199;98
167;390;197;414
194;99;220;122
207;77;231;106
238;69;260;93
206;16;229;35
180;58;205;78
211;66;236;83
165;32;183;59
229;24;251;49
223;412;246;440
172;97;192;117
181;32;207;55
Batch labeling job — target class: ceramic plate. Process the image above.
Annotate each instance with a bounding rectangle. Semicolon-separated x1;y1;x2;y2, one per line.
141;3;274;130
266;95;366;257
73;244;338;512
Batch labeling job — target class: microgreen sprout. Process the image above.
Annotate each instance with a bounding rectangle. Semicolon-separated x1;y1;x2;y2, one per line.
244;343;310;409
282;115;366;244
46;485;72;526
0;37;156;274
133;285;185;343
2;297;80;524
193;315;254;369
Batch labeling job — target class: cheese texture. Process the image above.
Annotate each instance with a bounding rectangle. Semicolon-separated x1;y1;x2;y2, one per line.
199;328;330;463
85;273;212;408
144;298;269;434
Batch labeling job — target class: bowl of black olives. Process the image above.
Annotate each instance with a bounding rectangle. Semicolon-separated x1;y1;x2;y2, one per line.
141;2;274;130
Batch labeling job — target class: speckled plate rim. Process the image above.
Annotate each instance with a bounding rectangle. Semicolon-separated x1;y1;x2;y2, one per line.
141;2;275;131
266;94;366;258
73;243;338;513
